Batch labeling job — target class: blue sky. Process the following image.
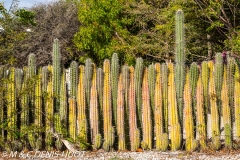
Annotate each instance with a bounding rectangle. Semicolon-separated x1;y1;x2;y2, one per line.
2;0;56;10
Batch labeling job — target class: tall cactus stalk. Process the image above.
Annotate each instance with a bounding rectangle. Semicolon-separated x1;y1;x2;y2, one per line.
196;72;207;149
234;64;240;141
7;67;17;141
69;98;76;141
90;64;101;150
161;63;168;133
148;64;155;112
97;68;103;115
59;69;67;135
175;9;185;126
85;58;93;108
214;53;223;116
129;66;140;151
0;67;5;139
184;70;198;151
45;65;54;150
222;66;232;148
201;61;209;119
141;68;152;150
208;61;221;150
103;59;115;151
155;63;168;151
117;73;125;150
34;68;42;149
190;62;199;120
134;58;144;129
227;57;235;123
77;65;88;150
111;53;120;127
168;62;181;151
70;61;79;98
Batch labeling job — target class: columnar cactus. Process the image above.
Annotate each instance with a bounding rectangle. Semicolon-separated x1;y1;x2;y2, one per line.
196;72;207;149
59;69;67;134
45;65;54;150
69;98;77;141
227;57;235;121
184;70;198;151
134;57;144;128
117;73;125;150
155;63;168;151
221;66;232;148
208;61;221;150
190;62;199;116
54;113;62;150
148;64;155;112
234;64;240;140
168;62;181;151
0;67;5;138
27;53;36;78
103;59;115;151
141;68;152;150
90;64;101;150
15;68;23;96
52;38;61;112
97;68;103;114
42;66;49;93
77;65;88;150
214;53;223;116
7;67;17;141
175;9;185;125
70;61;79;98
129;66;140;151
111;53;119;127
201;61;209;118
85;58;93;108
161;63;168;133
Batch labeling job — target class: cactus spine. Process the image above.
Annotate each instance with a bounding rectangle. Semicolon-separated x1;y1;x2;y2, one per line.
7;67;17;141
184;70;198;151
129;66;140;151
103;59;115;151
77;65;88;150
222;66;232;148
111;53;119;127
196;72;207;149
234;64;240;140
141;68;152;150
161;63;168;133
45;65;54;150
117;73;125;150
90;64;101;150
134;57;144;128
208;61;221;150
175;9;185;125
155;63;168;151
168;63;181;151
52;39;61;114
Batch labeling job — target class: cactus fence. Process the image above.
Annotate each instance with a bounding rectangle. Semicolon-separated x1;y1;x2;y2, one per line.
0;10;240;152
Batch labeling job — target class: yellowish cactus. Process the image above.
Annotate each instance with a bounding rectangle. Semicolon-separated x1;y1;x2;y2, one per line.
235;64;240;141
184;70;198;151
168;63;181;151
69;97;77;141
196;72;206;149
208;61;220;150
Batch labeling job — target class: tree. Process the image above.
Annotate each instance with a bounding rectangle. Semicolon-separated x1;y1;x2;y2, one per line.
0;1;36;65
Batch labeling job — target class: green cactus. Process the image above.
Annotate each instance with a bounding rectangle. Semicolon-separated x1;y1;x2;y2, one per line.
234;64;240;141
59;68;67;135
85;58;93;109
52;39;61;112
15;68;23;96
134;57;144;129
129;66;140;151
222;66;232;148
42;66;49;93
69;97;77;142
196;72;207;149
7;67;17;141
70;61;79;98
0;67;5;139
214;53;223;116
90;64;101;150
77;65;88;150
117;73;125;150
45;65;54;150
148;64;155;112
155;63;168;151
103;59;115;151
141;68;152;150
184;70;198;151
111;53;120;128
201;61;209;117
208;61;221;150
54;113;62;150
175;9;185;126
168;62;181;151
161;63;168;133
28;53;36;78
190;62;199;110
